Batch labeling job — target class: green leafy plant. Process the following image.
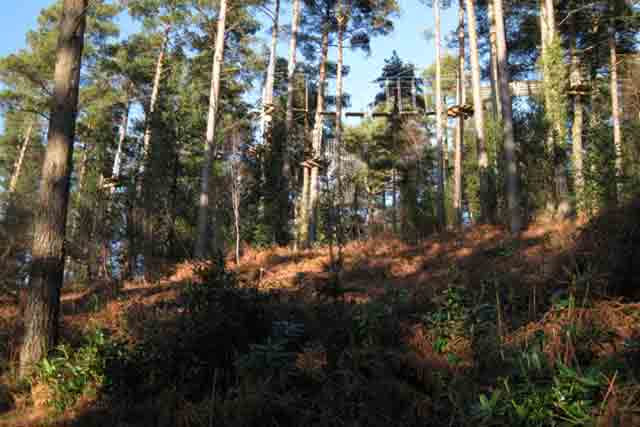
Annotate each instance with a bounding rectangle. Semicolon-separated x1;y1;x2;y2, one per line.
352;302;391;348
473;340;605;427
424;286;469;354
35;329;116;412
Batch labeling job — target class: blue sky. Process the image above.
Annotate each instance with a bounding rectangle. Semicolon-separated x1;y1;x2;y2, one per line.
1;0;458;130
336;1;458;114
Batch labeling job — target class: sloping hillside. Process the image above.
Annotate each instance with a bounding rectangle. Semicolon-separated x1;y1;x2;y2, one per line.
1;206;639;427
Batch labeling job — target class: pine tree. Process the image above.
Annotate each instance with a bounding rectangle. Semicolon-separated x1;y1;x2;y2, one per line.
493;0;521;233
194;0;228;259
19;0;88;377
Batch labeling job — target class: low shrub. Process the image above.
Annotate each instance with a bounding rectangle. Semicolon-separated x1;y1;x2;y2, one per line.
34;328;117;412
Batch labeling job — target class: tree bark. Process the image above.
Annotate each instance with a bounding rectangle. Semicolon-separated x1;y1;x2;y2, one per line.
8;121;34;195
261;0;280;143
434;0;446;229
493;0;521;233
570;18;584;214
263;0;286;243
194;0;227;259
540;0;569;218
296;80;311;248
336;6;347;240
454;0;466;227
464;0;492;223
306;23;330;246
540;0;555;215
19;0;87;377
487;0;501;119
285;0;301;243
297;167;310;246
112;87;130;182
548;0;570;218
609;25;623;203
230;131;241;265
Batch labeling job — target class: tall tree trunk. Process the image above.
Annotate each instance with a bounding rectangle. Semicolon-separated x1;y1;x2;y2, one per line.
609;25;623;203
297;167;310;246
263;0;285;243
487;0;501;119
261;0;280;144
540;0;569;218
296;79;311;248
546;0;570;218
454;0;466;227
8;121;34;195
464;0;492;223
136;26;169;277
434;0;446;229
194;0;227;259
112;88;130;182
285;0;301;244
540;0;555;215
335;7;347;240
231;131;241;265
570;17;584;214
140;29;169;177
306;23;330;246
19;0;87;377
493;0;521;233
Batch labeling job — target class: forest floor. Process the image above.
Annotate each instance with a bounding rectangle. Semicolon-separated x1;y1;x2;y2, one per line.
1;203;640;426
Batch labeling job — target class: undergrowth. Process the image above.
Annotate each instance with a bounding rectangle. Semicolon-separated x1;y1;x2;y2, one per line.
3;209;640;426
34;328;117;413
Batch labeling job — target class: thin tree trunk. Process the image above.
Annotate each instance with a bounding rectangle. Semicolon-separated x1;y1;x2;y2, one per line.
392;169;398;233
194;0;227;259
112;88;130;182
136;27;169;277
297;167;310;246
234;197;240;264
454;0;466;227
540;0;556;215
365;178;374;234
493;0;521;233
570;17;584;214
19;0;87;377
103;90;130;278
262;0;280;143
609;26;623;203
434;0;446;229
263;0;285;243
381;188;386;231
464;0;492;223
296;80;311;248
8;121;34;195
231;131;241;265
307;23;330;246
336;6;347;241
138;28;169;188
487;0;501;119
285;0;301;243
